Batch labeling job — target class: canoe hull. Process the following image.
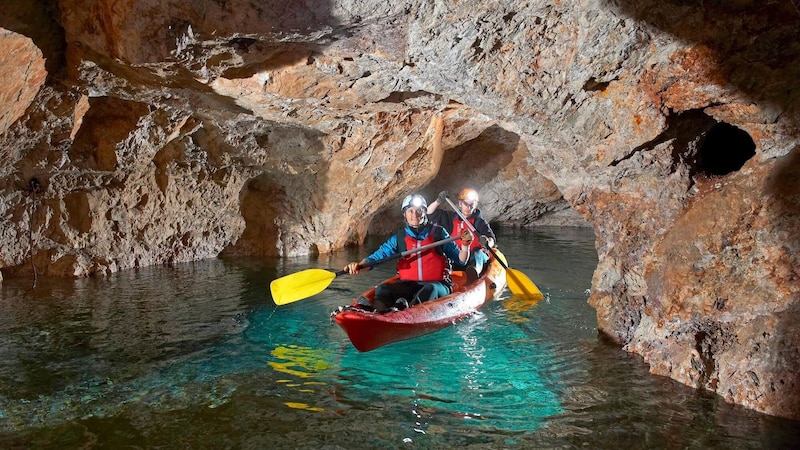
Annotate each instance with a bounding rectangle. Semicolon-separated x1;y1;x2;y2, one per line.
332;251;507;352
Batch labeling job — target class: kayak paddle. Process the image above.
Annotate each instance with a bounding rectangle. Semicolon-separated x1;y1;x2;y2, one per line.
443;196;543;298
270;235;461;305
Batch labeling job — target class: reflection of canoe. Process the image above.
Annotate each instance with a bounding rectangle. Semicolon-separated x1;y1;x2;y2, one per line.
331;250;508;352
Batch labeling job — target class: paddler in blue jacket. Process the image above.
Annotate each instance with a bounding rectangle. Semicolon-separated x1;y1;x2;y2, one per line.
344;194;472;312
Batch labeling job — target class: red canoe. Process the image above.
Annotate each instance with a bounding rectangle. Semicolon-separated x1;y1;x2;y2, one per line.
331;250;508;352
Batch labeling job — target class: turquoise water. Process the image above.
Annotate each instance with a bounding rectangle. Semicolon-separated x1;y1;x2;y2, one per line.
0;227;797;448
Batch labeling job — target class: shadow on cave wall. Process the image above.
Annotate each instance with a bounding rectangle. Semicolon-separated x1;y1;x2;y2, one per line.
157;0;346;80
767;146;800;260
366;125;517;235
765;146;800;417
221;173;284;258
605;0;796;192
221;123;329;258
70;97;151;172
612;109;757;180
1;1;342;268
0;2;66;78
606;0;800;123
606;0;797;221
2;0;343;157
57;0;343;66
129;0;340;259
54;0;345;115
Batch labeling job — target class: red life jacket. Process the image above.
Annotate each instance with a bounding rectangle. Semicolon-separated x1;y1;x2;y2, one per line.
396;226;449;281
452;216;482;252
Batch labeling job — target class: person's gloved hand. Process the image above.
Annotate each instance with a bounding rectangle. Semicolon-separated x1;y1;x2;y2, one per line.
437;191;448;203
479;235;490;248
460;229;473;244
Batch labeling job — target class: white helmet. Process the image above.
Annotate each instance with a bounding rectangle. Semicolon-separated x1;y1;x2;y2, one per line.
458;188;479;204
400;194;427;212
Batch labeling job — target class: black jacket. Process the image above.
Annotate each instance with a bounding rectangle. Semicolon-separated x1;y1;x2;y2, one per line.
428;208;496;241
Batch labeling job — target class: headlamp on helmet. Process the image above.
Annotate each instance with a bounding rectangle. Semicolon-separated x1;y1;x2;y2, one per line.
401;194;427;212
458;188;479;205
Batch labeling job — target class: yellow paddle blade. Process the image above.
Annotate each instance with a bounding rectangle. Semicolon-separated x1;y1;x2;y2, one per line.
507;268;543;299
491;248;543;298
270;269;338;305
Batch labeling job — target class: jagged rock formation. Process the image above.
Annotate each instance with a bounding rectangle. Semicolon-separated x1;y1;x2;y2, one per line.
0;0;798;419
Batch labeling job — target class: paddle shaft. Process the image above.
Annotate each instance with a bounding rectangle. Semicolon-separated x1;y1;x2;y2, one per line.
339;234;461;276
270;234;462;305
443;196;542;297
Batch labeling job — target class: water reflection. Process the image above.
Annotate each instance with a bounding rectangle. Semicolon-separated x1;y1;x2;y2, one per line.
0;228;798;448
269;344;332;412
502;293;545;323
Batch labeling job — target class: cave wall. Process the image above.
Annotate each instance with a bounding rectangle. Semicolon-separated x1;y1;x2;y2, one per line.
0;0;798;419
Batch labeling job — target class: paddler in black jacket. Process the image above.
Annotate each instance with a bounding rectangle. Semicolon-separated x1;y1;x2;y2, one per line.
427;188;496;279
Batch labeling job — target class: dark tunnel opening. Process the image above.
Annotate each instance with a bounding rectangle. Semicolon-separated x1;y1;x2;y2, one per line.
697;122;756;177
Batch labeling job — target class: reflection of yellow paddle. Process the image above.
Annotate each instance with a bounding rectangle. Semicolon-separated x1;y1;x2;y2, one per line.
270;235;460;305
443;196;543;298
504;294;544;323
269;345;331;378
269;345;330;412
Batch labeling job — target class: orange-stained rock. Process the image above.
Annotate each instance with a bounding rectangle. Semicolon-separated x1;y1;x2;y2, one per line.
0;29;47;135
